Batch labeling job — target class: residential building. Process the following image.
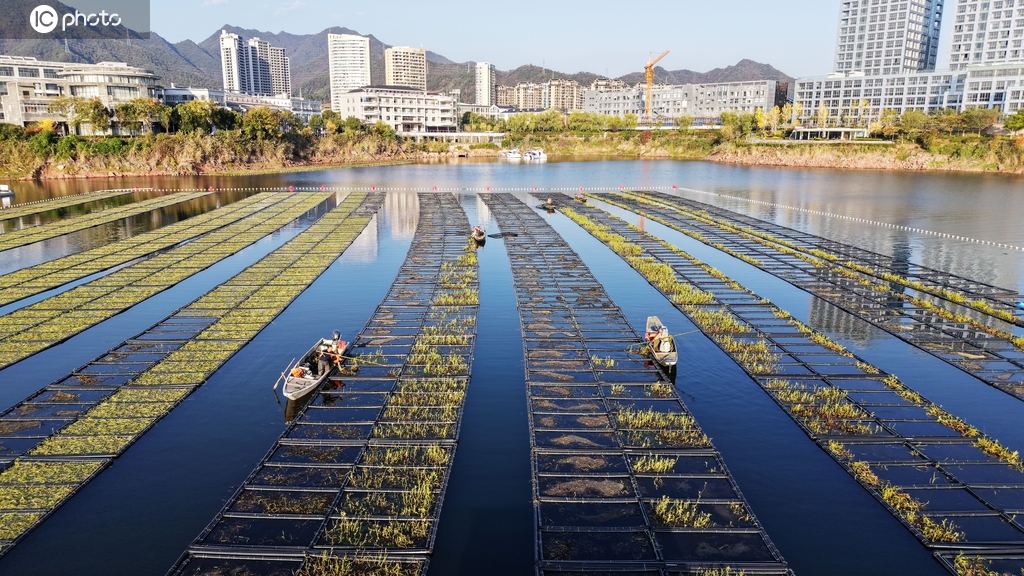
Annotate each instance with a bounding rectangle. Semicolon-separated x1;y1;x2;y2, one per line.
384;46;427;90
833;0;944;75
590;78;628;91
223;92;322;123
796;0;1024;125
585;80;784;122
219;30;291;97
948;0;1024;71
337;85;457;134
160;86;226;106
328;34;372;112
547;79;583;113
475;62;496;105
0;56;159;131
458;103;522;121
501;82;546;109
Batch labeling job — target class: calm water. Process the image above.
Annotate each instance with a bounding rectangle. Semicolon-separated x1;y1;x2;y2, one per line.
0;160;1022;576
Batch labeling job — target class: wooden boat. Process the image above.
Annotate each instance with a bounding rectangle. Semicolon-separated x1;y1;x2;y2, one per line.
645;316;678;367
281;336;351;400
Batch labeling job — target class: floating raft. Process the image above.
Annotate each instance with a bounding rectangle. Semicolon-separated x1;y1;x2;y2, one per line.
0;188;141;222
0;192;383;557
0;191;211;253
484;193;790;576
169;193;479;576
0;192;333;370
602;191;1024;401
560;196;1024;555
0;192;285;308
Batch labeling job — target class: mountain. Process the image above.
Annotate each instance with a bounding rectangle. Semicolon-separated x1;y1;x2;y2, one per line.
2;21;794;105
617;59;794;87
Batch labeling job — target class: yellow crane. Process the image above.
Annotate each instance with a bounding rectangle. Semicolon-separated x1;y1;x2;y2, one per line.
645;49;671;121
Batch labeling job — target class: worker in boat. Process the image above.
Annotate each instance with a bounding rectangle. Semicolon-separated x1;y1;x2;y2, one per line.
318;333;347;375
657;327;672;353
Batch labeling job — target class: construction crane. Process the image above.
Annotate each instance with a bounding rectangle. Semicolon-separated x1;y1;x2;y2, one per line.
645;50;671;122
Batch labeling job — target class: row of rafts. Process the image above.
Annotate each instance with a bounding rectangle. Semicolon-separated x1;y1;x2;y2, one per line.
274;222;676;407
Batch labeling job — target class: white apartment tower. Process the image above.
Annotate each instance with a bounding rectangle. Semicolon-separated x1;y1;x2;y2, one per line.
475;62;497;106
219;31;292;97
328;34;372;112
833;0;944;75
948;0;1024;70
385;46;427;90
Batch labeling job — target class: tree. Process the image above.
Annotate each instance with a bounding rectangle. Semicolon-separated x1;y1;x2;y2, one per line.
241;107;282;141
898;110;929;139
369;120;396;141
878;108;900;138
961;108;999;134
308;114;325;132
674;114;695;131
212;107;240;131
815;103;830;128
47;96;86;132
343;116;364;133
931;108;961;135
176;100;218;134
1005;109;1024;132
792;103;803;127
754;108;767;134
779;103;793;128
114;102;143;134
766;106;781;133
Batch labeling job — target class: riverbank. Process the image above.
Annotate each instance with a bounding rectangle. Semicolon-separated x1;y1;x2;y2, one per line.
4;130;1024;180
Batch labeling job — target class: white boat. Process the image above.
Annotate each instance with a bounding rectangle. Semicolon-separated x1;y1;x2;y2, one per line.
281;335;351;400
644;316;678;367
499;148;522;161
523;148;548;162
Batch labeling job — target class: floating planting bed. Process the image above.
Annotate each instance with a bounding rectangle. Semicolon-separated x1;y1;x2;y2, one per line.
559;196;1024;558
0;192;335;369
0;192;383;557
936;551;1024;576
599;191;1024;400
483;193;789;576
0;192;285;308
169;192;478;576
0;191;211;253
0;188;140;222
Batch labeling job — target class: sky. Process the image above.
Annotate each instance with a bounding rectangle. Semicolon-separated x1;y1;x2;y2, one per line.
151;0;956;78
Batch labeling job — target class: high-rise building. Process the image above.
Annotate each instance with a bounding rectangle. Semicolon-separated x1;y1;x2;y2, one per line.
833;0;944;75
948;0;1024;70
385;46;427;90
219;30;291;97
328;33;372;112
475;62;496;106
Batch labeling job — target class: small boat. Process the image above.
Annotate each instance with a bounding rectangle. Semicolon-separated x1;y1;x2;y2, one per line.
523;148;548;162
0;185;13;209
644;316;678;367
499;148;522;161
470;226;487;245
281;332;351;401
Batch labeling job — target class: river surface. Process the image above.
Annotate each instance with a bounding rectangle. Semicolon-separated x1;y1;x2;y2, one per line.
0;159;1021;576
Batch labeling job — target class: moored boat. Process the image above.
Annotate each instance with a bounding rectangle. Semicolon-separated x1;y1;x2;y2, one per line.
645;316;678;367
281;333;351;400
523;148;548;162
499;148;522;161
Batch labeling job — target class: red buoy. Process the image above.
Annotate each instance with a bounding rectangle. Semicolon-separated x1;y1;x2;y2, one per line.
289;186;294;192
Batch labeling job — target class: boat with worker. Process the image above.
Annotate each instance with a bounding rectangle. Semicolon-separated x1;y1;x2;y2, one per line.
277;331;351;400
644;316;678;367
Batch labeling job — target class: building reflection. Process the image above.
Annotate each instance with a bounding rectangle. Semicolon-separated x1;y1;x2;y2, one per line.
383;192;418;240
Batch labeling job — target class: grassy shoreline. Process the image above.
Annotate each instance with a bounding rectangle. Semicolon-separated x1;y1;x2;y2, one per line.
4;130;1023;181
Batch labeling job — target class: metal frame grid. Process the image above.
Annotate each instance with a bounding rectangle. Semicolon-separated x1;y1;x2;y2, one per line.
560;197;1024;556
599;192;1024;402
168;192;477;576
935;551;1024;575
485;193;789;576
0;191;211;253
0;192;333;370
0;192;284;308
0;192;384;558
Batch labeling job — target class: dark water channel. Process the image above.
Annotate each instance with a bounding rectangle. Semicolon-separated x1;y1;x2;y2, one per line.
0;160;1021;575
